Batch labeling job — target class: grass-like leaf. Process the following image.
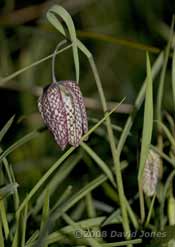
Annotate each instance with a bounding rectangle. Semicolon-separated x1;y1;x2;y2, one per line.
21;202;28;247
151;144;175;167
47;216;105;244
51;174;107;221
138;53;153;222
33;154;81;214
101;239;142;246
138;53;153;180
62;213;102;247
0;183;18;199
0;200;9;239
155;120;175;148
0;115;15;143
17;101;124;215
0;44;72;85
50;185;72;213
156;16;175;122
39;190;50;247
160;170;175;230
0;222;4;247
80;142;115;186
47;5;80;82
0;129;40;162
172;43;175;110
116;52;163;157
25;231;39;247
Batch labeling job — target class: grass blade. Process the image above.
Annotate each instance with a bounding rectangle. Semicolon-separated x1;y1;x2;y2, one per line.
80;142;115;186
138;53;153;222
0;129;41;162
0;115;15;142
172;43;175;110
21;202;28;247
47;5;79;82
138;53;153;179
0;183;18;199
160;170;175;230
50;185;72;213
62;213;102;247
156;16;175;122
155;120;175;148
38;190;50;247
0;200;9;239
51;174;107;221
0;221;4;247
47;217;105;244
0;44;72;85
101;239;142;246
33;154;81;214
145;194;156;227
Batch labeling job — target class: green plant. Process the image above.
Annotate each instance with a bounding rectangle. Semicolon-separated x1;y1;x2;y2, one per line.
0;4;175;247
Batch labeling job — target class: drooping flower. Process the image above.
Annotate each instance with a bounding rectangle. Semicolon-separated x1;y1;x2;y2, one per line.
38;80;88;150
142;149;162;197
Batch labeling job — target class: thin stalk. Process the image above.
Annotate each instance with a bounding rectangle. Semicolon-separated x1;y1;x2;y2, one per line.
117;52;163;157
156;17;175;123
145;194;156;227
89;57;131;240
51;40;67;83
0;43;72;85
62;213;102;247
156;17;174;177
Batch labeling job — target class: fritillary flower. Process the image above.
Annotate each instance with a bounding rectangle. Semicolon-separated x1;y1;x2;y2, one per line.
38;80;88;150
38;41;88;150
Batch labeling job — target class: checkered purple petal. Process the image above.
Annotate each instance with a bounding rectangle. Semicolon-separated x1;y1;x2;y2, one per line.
60;81;83;147
38;81;88;150
63;81;88;136
38;83;68;150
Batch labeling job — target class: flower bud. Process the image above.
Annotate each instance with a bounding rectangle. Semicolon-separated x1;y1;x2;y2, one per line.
38;80;88;150
142;149;162;197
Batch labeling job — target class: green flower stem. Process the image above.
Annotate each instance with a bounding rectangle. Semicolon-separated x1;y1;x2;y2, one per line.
89;57;131;241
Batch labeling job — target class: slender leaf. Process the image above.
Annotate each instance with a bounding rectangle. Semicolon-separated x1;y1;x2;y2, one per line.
0;222;4;247
80;142;115;186
160;170;175;230
172;43;175;110
33;154;81;214
155;120;175;148
0;44;72;85
47;5;79;82
51;174;107;221
62;213;101;247
21;202;28;247
0;183;18;199
156;16;175;122
0;130;41;162
51;185;72;213
0;200;9;239
0;115;15;142
138;53;153;222
138;53;153;180
47;217;105;244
